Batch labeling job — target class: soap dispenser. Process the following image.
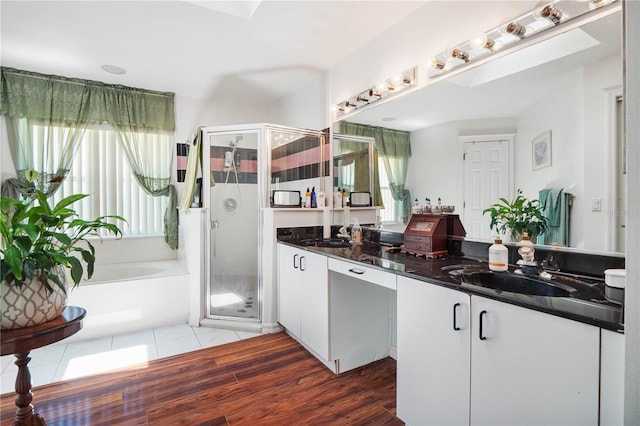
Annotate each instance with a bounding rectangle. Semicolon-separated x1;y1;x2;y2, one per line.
489;238;508;272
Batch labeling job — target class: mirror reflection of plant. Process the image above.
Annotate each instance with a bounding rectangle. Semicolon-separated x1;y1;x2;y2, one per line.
483;189;548;241
1;186;126;294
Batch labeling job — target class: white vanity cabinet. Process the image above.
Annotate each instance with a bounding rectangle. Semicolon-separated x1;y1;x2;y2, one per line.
600;329;625;426
397;275;471;425
397;276;600;426
470;295;600;426
277;243;329;360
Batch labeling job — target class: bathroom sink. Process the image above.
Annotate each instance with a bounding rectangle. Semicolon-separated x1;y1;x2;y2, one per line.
459;270;577;297
320;239;351;248
298;238;351;248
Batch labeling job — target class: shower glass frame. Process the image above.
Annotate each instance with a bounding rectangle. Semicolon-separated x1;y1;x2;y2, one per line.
203;125;265;323
202;123;326;324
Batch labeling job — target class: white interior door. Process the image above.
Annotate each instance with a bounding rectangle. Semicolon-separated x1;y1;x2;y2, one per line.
461;135;513;241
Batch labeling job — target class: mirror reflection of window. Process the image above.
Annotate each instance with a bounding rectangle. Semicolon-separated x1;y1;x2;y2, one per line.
378;156;403;224
333;134;375;204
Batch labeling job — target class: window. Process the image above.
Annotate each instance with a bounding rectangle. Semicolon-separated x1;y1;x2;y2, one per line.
48;126;169;236
378;157;402;224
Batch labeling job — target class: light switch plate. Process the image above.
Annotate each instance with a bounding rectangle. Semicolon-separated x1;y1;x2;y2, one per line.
592;198;602;212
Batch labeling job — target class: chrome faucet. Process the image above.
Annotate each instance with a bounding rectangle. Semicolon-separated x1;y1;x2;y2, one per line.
337;226;351;241
540;252;560;271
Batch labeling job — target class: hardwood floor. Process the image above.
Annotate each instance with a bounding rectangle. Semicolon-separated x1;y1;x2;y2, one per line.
1;332;403;425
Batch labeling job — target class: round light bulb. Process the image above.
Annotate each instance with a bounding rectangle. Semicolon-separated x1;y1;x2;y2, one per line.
470;34;488;50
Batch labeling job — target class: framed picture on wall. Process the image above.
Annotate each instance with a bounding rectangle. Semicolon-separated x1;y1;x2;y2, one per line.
532;130;552;170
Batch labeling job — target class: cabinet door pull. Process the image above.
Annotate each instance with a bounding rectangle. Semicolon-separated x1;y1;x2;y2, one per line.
453;303;461;331
293;254;299;269
479;310;488;341
300;256;305;271
348;268;365;275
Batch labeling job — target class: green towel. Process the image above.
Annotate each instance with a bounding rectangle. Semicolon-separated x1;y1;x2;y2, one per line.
179;128;203;214
539;188;572;246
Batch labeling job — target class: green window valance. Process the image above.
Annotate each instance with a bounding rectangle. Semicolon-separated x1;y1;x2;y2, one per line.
337;121;411;157
0;67;175;132
338;120;412;223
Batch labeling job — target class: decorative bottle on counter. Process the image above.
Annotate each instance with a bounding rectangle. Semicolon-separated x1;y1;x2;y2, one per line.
310;186;317;208
305;187;311;208
412;198;421;215
423;197;432;214
342;189;347;207
517;232;535;262
489;238;508;272
334;188;342;209
351;218;363;245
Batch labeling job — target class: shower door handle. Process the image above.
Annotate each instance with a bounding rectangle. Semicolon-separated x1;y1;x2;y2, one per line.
210;219;220;257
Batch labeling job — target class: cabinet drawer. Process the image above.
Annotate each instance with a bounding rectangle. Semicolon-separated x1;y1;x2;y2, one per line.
328;258;397;290
405;235;432;244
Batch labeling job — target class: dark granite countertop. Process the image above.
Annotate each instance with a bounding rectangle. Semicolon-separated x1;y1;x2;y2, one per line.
278;241;624;332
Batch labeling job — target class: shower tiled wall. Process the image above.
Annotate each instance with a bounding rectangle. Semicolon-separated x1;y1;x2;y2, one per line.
176;142;189;183
271;136;330;183
209;146;258;184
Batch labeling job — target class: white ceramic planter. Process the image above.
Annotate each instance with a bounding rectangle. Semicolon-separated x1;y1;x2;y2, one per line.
1;269;67;330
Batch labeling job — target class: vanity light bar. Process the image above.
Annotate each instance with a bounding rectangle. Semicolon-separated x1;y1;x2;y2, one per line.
428;0;618;78
336;66;417;117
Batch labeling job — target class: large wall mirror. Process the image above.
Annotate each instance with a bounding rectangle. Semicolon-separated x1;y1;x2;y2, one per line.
336;5;623;255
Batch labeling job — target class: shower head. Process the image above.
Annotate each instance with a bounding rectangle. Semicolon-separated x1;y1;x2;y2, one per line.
229;135;243;148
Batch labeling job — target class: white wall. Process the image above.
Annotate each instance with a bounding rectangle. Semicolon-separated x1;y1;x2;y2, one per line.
582;54;623;251
515;66;586;247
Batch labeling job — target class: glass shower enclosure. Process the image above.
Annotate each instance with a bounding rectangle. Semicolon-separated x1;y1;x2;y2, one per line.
202;124;326;325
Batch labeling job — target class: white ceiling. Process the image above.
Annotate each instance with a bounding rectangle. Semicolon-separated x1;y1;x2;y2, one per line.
0;0;427;106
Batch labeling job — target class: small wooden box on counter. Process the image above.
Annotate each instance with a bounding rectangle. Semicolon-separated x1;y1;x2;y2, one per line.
402;214;466;258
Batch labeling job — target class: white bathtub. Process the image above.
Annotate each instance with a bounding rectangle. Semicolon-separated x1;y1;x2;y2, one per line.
84;261;187;285
66;260;191;342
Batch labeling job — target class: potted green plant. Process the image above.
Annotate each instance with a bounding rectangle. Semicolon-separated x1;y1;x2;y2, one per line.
483;189;548;242
1;185;125;329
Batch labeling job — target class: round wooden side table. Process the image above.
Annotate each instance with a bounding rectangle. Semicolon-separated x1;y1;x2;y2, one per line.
1;306;86;426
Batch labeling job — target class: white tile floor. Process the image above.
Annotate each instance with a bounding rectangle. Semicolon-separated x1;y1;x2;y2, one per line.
0;325;261;395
